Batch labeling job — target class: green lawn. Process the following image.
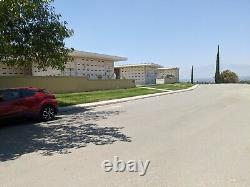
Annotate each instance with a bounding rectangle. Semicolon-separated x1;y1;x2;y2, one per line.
56;87;163;107
148;83;193;90
56;83;194;107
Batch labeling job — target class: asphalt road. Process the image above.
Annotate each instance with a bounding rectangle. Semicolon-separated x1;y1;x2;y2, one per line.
1;84;250;187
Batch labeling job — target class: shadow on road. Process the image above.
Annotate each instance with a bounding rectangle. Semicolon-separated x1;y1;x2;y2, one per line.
0;108;131;162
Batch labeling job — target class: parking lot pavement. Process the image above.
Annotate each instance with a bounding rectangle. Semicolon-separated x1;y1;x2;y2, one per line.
1;84;250;187
0;107;131;162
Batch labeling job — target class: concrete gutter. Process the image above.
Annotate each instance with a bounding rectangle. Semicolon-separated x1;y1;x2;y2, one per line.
139;87;172;92
59;84;199;112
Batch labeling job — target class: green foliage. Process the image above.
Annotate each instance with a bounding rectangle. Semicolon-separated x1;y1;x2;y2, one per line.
0;0;73;70
220;70;239;83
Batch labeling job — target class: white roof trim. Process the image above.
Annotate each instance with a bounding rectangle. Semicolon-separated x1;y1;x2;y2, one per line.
115;63;162;68
69;50;127;62
157;67;179;70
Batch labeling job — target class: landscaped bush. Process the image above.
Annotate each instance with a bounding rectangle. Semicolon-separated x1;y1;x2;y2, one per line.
220;70;239;83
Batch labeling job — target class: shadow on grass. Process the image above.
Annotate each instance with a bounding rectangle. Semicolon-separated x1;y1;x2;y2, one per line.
0;108;131;162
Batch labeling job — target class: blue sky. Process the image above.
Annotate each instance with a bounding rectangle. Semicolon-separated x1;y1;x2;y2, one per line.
54;0;250;79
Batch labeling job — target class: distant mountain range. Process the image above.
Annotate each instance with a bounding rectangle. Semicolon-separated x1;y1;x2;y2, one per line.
239;76;250;80
180;64;250;82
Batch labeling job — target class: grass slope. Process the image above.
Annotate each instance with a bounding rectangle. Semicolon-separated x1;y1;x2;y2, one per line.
56;87;162;107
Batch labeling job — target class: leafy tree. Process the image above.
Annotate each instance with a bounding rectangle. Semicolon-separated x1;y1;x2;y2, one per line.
0;0;73;70
191;65;194;84
215;45;221;83
220;70;239;83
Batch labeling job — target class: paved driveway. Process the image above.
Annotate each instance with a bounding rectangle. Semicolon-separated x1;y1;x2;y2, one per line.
1;84;250;187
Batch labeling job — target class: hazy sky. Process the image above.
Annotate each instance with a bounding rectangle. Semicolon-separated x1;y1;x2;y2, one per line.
54;0;250;79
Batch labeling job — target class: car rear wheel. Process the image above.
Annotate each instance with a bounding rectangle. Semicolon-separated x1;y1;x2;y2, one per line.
40;105;55;121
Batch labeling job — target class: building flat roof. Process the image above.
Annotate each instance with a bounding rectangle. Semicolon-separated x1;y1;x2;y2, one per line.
70;50;127;62
157;67;179;70
115;63;162;68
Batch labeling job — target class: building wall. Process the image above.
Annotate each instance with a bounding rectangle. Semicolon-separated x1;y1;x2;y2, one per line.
145;66;157;85
156;77;177;84
118;66;179;85
119;65;163;85
156;68;179;83
176;69;179;82
119;66;146;85
32;64;62;76
71;57;114;79
0;76;135;94
0;63;32;76
32;57;115;80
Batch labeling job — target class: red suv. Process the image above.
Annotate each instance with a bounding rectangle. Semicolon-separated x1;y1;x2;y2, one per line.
0;87;58;121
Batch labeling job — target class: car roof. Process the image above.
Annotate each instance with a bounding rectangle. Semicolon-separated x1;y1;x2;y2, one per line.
0;87;40;92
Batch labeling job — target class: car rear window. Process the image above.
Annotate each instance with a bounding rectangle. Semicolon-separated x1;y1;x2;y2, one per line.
0;90;4;102
20;89;36;98
0;90;21;101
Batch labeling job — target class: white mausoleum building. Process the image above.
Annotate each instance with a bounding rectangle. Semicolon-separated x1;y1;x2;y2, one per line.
115;63;162;85
0;63;31;76
0;50;127;80
115;63;179;85
156;67;179;84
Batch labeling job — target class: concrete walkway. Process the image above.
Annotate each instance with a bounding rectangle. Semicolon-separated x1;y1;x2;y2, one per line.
138;86;170;92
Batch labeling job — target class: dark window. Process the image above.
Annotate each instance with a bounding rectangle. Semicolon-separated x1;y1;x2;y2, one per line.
1;90;21;101
0;90;4;102
20;89;36;98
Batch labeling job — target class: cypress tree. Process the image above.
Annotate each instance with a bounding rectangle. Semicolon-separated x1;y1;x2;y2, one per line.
191;65;194;84
215;45;221;83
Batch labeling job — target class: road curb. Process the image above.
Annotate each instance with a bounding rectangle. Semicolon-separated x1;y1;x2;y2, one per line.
59;84;198;112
